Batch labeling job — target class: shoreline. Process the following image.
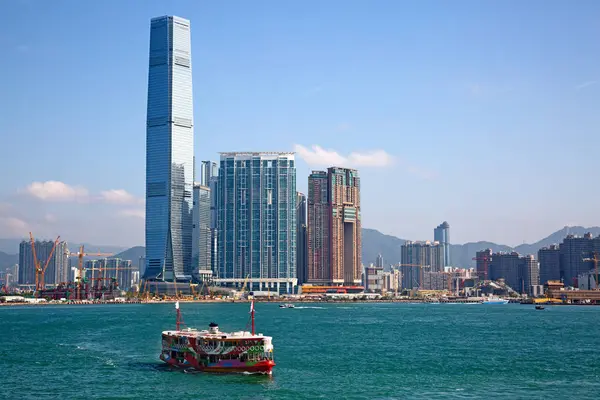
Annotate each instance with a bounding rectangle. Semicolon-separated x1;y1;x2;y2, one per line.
1;298;599;307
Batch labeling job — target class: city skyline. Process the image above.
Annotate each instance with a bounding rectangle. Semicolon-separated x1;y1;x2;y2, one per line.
2;2;600;247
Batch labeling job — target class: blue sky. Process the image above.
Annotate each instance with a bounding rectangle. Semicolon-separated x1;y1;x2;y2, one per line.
1;0;600;248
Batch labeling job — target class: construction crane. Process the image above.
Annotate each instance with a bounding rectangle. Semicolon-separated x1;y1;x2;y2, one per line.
240;274;251;297
67;245;114;299
583;252;599;290
29;232;61;292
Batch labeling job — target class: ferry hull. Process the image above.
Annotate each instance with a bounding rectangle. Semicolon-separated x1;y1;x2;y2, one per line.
160;353;275;374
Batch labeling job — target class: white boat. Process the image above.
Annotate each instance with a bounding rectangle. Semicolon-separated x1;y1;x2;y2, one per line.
482;297;509;305
279;303;295;308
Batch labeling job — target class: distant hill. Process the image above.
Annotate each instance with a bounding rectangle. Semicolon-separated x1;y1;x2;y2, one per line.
512;226;600;256
0;251;18;269
449;242;513;269
4;225;598;272
0;238;126;256
361;228;405;269
365;226;600;269
112;246;145;264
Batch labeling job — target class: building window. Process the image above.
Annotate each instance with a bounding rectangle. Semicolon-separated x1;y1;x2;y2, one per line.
267;189;273;205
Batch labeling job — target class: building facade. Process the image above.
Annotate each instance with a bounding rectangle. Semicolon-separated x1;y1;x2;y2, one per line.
307;167;362;286
199;160;220;277
84;258;135;290
296;192;308;285
364;266;384;292
329;167;361;285
488;252;540;296
216;152;297;293
18;240;69;286
538;245;561;285
559;233;600;286
376;254;383;268
400;240;445;289
192;184;212;280
434;221;450;267
475;248;492;279
307;170;330;284
145;15;194;282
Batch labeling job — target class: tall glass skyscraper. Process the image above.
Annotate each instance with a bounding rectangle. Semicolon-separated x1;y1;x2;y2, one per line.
217;152;297;293
434;221;450;267
144;16;194;281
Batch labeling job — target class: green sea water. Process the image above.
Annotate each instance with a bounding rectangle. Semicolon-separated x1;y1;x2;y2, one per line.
1;302;599;400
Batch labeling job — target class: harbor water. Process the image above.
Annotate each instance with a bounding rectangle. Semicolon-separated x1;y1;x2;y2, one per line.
1;302;599;399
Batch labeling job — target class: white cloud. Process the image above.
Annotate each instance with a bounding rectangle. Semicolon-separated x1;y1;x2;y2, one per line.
576;80;598;90
44;214;58;223
119;209;145;219
293;144;394;168
23;181;89;202
22;181;144;205
0;216;28;235
0;204;29;236
100;189;141;205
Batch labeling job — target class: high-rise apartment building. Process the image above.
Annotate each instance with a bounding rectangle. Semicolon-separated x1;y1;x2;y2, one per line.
329;167;361;285
400;240;444;289
192;183;212;280
475;248;492;279
19;240;69;285
538;245;561;285
307;168;362;286
200;160;218;187
144;16;194;282
296;192;308;285
434;221;450;266
200;160;219;277
216;152;297;293
559;233;600;286
376;254;383;268
307;170;330;284
488;251;539;295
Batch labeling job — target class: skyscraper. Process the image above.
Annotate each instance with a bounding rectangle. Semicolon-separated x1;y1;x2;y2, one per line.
192;183;212;281
329;167;361;285
434;221;450;267
307;167;362;286
19;240;69;285
307;170;330;284
144;16;194;281
296;192;308;285
200;160;218;187
200;160;219;277
400;240;444;289
217;152;297;293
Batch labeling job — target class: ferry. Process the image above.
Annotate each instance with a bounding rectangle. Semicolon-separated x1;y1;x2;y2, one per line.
482;297;509;305
160;301;275;374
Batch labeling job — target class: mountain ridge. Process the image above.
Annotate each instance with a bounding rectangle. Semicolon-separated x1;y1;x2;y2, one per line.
1;226;599;270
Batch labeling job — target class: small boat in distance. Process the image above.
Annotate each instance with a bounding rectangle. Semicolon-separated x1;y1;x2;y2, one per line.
159;301;275;374
482;297;509;305
279;303;295;308
535;305;545;310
